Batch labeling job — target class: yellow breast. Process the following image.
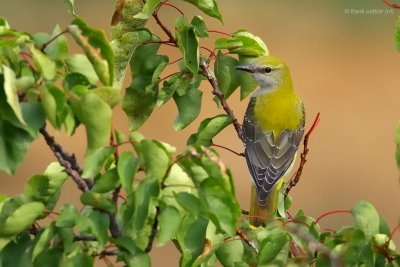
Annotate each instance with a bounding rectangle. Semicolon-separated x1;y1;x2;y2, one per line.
254;88;303;139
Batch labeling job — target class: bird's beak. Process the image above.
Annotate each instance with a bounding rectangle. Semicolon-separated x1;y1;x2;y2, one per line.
235;64;255;73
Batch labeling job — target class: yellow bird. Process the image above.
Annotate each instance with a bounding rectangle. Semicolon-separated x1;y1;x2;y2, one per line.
236;56;305;227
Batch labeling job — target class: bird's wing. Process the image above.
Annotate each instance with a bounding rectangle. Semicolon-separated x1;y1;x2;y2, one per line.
243;98;305;206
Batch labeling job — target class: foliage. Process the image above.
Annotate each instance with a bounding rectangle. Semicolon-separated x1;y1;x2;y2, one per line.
0;1;399;266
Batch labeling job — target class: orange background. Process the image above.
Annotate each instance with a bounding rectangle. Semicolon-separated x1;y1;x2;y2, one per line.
1;0;400;265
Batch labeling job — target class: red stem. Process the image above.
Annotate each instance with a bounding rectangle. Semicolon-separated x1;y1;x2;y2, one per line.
208;30;232;37
314;210;352;225
389;223;400;244
160;2;184;15
305;112;320;137
284;219;310;228
382;0;400;8
211;143;244;157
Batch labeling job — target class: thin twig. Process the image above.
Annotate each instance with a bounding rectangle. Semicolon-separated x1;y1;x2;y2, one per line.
284;113;320;196
313;210;351;225
199;58;244;140
236;228;258;254
145;206;160;253
159;2;184;15
74;234;97;241
208;30;232;37
152;11;176;43
40;125;89;192
382;0;400;8
94;249;118;257
211;143;244;157
40;29;68;52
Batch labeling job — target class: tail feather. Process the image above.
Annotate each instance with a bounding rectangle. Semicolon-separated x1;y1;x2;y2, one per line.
249;180;282;227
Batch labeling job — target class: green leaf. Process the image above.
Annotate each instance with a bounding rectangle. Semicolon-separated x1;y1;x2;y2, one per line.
351;201;379;239
122;30;168;131
40;84;66;130
82;146;115;178
72;92;112;154
396;124;400;169
177;215;209;267
157;73;182;107
134;139;170;181
34;248;63;267
173;86;202;131
175;192;200;215
379;216;391;236
215;29;268;56
257;229;289;265
180;0;222;21
110;0;147;89
117;151;140;194
92;168;120;193
44;25;68;61
191;16;209;38
238;55;258;99
0;201;45;236
0;234;33;266
175;16;199;75
68;18;114;85
134;0;162;19
0;120;34;175
216;240;244;266
120;251;151;267
63;72;90;90
32;223;55;261
63;247;94;267
80;192;116;213
187;114;233;146
64;0;77;16
76;208;109;246
3;65;25;125
396;14;400;52
133;178;160;231
91;86;122;108
198;178;241;235
214;51;240;99
24;162;68;210
156;205;182;246
56;204;78;228
21;102;45;135
65;54;99;84
31;47;56;80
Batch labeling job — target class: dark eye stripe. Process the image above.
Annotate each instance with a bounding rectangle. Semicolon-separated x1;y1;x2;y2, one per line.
264;67;272;73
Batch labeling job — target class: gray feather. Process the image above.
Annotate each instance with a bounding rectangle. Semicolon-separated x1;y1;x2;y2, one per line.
243;98;305;206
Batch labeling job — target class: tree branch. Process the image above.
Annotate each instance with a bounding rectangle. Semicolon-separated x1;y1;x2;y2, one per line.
284;113;320;196
145;206;160;253
152;10;176;44
236;228;258;254
109;186;122;238
74;234;97;242
200;58;244;141
39;125;90;192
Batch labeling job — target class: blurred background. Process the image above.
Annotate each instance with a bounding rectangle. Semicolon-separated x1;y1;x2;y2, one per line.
1;0;400;265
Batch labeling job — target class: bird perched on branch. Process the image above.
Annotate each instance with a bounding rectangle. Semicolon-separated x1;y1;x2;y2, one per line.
236;56;305;227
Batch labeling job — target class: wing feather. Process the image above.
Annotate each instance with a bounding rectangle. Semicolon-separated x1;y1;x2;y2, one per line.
243;98;305;206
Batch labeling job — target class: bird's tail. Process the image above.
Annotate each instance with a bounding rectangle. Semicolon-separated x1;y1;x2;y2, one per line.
249;180;283;228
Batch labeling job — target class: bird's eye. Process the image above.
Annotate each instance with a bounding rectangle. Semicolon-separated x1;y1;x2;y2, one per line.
264;67;272;73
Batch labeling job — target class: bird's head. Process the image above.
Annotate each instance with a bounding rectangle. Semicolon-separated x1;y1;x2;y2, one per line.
235;56;291;95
